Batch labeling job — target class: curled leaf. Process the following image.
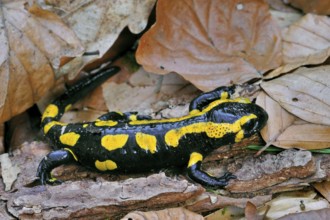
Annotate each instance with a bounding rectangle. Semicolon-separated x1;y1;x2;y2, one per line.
287;0;330;15
256;91;330;149
0;153;20;191
123;207;203;220
258;191;330;219
136;0;282;91
43;0;156;76
0;2;84;123
267;14;330;78
262;66;330;126
256;91;295;144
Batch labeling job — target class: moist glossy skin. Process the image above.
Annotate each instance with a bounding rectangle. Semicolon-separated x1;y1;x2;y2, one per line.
37;68;268;187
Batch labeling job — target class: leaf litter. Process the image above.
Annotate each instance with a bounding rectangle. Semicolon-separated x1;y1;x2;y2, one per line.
0;2;83;123
1;0;330;219
136;0;282;91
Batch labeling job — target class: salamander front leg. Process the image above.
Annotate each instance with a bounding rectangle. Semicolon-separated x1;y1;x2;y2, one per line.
36;149;76;185
98;111;152;122
187;152;236;187
189;85;236;112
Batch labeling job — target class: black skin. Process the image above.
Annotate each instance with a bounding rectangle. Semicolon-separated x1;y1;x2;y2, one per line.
37;68;268;187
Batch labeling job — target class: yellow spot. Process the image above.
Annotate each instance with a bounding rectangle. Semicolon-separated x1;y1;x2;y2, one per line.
129;98;251;125
95;160;117;171
60;132;80;147
136;132;157;153
188;152;203;167
235;130;244;142
64;148;78;161
239;113;256;124
95;120;118;127
189;109;200;115
64;104;72;112
116;111;124;116
165;114;257;147
220;91;228;100
48;177;58;183
129;114;137;121
83;124;88;128
42;104;59;121
44;121;66;134
101;134;129;151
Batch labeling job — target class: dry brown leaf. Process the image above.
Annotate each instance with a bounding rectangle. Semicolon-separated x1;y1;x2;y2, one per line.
270;10;302;29
274;121;330;149
41;0;156;77
0;153;20;191
258;191;330;219
245;201;263;220
265;0;301;13
0;123;4;154
287;0;330;15
267;14;330;79
262;66;330;126
136;0;282;91
102;68;197;115
256;91;330;149
122;207;203;220
313;181;330;202
0;2;84;123
256;91;295;145
278;208;330;220
204;206;245;220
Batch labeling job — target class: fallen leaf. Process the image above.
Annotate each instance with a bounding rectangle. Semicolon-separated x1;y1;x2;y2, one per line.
245;201;263;220
262;66;330;126
313;180;330;202
102;68;197;115
256;91;295;145
187;193;271;214
204;206;245;220
286;0;330;15
258;191;330;219
266;14;330;78
60;109;105;123
0;2;84;123
273;121;330;149
0;153;20;191
0;124;3;154
270;10;302;29
42;0;156;77
278;208;330;220
282;14;330;64
256;91;330;149
136;0;282;91
265;0;301;13
123;207;204;220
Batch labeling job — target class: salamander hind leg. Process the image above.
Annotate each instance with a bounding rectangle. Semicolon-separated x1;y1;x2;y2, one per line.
187;152;236;187
36;149;76;185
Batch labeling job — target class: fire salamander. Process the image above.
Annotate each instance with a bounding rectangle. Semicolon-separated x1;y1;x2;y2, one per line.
37;66;268;187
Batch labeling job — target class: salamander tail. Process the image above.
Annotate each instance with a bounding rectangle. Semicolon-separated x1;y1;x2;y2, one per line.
41;66;120;130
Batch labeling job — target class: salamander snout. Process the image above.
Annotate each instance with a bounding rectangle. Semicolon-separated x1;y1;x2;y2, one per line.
241;104;268;137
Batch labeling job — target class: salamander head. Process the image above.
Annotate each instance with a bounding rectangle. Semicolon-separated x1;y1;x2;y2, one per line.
207;101;268;139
